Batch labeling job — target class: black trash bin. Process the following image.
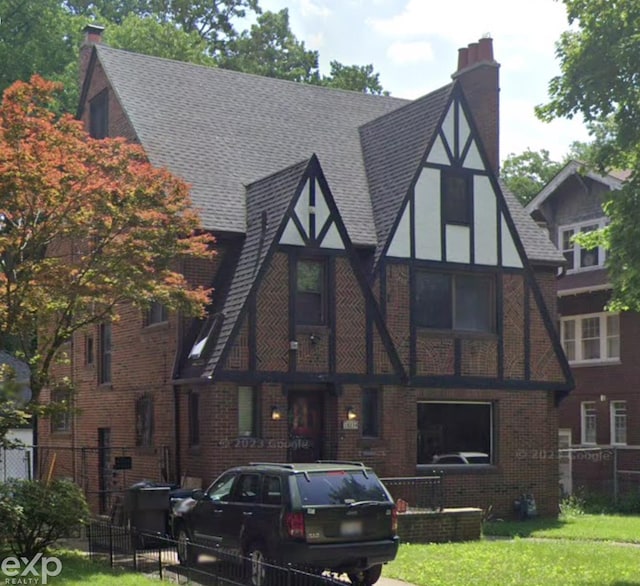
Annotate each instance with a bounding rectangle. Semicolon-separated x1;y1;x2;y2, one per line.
125;482;171;548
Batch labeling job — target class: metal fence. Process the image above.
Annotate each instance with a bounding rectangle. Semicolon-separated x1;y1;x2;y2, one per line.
88;519;346;586
380;475;442;510
0;444;33;481
560;445;640;506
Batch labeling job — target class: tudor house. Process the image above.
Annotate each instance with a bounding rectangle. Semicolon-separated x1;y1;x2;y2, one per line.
526;162;639;496
38;29;572;517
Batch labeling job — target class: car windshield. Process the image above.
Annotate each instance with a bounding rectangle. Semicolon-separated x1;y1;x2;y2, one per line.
296;471;390;505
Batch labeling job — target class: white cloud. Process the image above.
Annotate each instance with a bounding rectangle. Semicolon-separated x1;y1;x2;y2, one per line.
307;31;325;50
299;0;332;18
387;40;434;65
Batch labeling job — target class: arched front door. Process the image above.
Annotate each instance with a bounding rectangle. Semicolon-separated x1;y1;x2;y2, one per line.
288;391;323;462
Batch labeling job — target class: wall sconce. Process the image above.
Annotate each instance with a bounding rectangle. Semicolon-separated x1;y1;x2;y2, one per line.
346;406;357;421
271;406;282;421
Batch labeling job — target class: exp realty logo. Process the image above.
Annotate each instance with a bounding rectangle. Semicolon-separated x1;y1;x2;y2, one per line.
1;554;62;585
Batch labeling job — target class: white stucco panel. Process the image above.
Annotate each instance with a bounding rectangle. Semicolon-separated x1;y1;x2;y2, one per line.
387;203;411;258
473;176;498;266
446;224;470;264
501;214;523;268
314;180;331;234
319;222;344;250
426;134;451;166
442;103;455;155
279;217;306;246
294;179;310;238
462;139;484;170
458;102;470;155
414;167;441;260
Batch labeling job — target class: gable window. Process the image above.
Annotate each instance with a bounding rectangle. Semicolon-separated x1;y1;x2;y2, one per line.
146;301;168;326
135;394;154;447
89;90;108;139
415;271;494;333
610;401;627;445
362;388;380;438
417;401;493;465
188;391;200;447
296;259;326;325
238;386;258;437
99;323;112;384
581;401;597;445
50;390;71;433
559;220;606;272
442;170;471;225
561;313;620;364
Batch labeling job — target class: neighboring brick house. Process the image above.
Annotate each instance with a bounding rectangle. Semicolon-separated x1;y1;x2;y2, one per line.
38;28;572;517
526;161;639;496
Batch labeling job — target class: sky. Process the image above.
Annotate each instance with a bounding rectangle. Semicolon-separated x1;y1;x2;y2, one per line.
259;0;589;163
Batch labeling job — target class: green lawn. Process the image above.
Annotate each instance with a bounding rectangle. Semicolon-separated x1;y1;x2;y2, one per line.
384;539;640;586
0;551;159;586
483;513;640;543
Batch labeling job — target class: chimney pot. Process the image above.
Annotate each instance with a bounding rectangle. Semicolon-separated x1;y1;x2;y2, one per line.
457;47;469;71
467;42;479;65
82;24;105;45
478;37;494;62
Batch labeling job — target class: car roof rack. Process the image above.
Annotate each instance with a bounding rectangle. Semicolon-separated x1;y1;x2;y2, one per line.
315;460;367;468
248;462;296;469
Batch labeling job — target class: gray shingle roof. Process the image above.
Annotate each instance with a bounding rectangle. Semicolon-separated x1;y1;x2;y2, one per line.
95;45;408;246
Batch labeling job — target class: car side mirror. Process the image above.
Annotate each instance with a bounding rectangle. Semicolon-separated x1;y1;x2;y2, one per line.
191;489;205;501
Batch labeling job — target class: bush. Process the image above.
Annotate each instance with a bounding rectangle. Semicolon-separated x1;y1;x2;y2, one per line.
0;479;89;558
559;493;585;517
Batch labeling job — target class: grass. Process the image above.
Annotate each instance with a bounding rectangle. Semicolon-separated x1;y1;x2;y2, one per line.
0;550;160;585
483;513;640;543
384;540;640;586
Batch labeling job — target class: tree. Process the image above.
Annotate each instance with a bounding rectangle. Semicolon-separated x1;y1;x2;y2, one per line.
0;76;214;430
218;9;320;83
537;0;640;311
501;149;564;204
321;61;386;95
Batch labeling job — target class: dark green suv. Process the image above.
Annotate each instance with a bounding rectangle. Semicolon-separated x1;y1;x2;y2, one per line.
173;461;398;586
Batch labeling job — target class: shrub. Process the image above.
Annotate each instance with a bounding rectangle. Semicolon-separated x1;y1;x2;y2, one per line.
0;479;89;558
559;493;585;517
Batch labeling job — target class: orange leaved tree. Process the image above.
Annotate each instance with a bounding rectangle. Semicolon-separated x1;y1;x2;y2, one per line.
0;75;214;438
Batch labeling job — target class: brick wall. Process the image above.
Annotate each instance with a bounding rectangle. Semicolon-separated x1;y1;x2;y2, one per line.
397;508;482;543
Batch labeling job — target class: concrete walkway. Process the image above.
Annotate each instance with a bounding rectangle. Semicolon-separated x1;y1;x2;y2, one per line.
379;578;419;586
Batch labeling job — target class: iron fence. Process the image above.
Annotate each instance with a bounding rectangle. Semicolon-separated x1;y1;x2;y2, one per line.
88;519;347;586
380;475;442;510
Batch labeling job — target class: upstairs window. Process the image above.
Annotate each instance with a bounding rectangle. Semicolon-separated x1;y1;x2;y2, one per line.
89;90;108;139
559;220;606;272
415;271;494;333
99;323;112;384
442;170;471;225
296;259;326;325
146;301;168;326
561;313;620;364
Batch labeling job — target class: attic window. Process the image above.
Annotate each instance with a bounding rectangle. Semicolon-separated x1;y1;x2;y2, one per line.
89;90;108;139
189;313;222;359
442;170;471;225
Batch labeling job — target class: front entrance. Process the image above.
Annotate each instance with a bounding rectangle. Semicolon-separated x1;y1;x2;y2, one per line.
288;391;323;462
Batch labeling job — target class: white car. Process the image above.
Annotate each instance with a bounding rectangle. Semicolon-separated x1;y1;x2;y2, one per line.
431;452;490;465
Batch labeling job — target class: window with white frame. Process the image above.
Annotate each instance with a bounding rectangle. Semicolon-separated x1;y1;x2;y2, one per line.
559;220;607;272
561;313;620;364
610;401;627;445
581;401;597;444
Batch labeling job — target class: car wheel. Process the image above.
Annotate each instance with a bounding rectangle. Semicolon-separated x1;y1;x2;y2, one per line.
176;525;197;566
349;564;383;586
246;542;269;586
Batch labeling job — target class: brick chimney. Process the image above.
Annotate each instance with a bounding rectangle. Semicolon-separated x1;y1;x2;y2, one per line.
452;36;500;175
79;24;105;88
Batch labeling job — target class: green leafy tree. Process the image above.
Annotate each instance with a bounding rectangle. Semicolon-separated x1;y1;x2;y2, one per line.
0;76;214;438
321;61;385;95
537;0;640;311
501;149;564;204
218;9;319;83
